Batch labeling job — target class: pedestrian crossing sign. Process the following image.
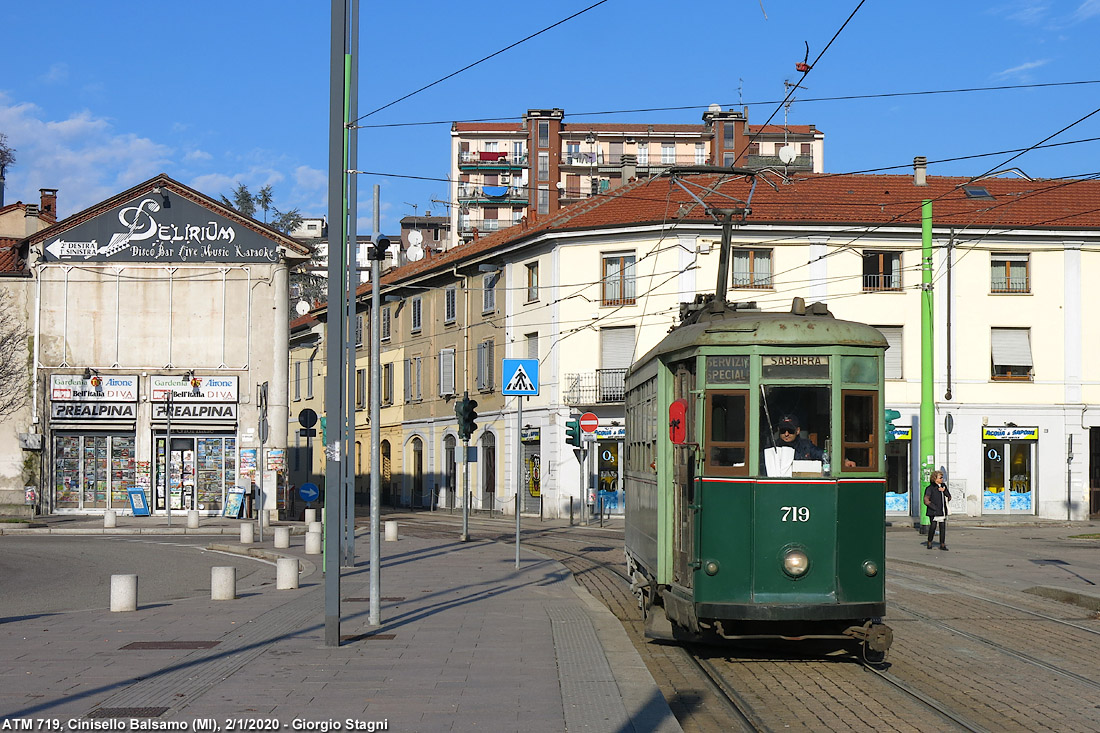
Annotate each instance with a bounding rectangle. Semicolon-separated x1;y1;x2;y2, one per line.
502;358;539;396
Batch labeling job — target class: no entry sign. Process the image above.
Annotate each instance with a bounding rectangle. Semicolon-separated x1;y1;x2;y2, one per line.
579;412;599;433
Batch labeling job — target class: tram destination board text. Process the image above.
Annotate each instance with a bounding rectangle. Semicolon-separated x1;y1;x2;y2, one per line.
762;354;829;378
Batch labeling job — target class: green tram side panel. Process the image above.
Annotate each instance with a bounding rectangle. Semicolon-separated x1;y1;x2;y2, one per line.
694;478;753;603
835;480;887;604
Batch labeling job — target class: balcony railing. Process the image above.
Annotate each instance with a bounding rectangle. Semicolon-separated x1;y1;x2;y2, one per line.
458;152;527;168
744;154;814;171
862;274;902;292
458;218;521;235
457;185;528;202
564;369;627;405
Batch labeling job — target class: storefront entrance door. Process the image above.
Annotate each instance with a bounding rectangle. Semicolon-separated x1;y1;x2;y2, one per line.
885;439;910;515
155;435;235;513
53;434;137;511
983;440;1034;513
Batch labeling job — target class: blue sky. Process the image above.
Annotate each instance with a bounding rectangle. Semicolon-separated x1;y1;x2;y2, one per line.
2;1;1099;234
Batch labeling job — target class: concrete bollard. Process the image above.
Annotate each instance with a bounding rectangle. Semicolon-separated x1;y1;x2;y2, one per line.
240;522;254;544
304;508;317;524
187;510;199;529
276;557;299;589
308;521;323;536
385;520;398;541
211;566;236;600
305;530;322;555
104;510;117;528
110;574;137;612
274;526;290;548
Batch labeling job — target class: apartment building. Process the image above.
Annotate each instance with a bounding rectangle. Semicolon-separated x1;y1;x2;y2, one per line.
449;105;824;245
297;161;1100;522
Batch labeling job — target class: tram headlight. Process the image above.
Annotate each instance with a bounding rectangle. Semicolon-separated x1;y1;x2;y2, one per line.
863;560;879;577
704;560;720;576
782;548;810;578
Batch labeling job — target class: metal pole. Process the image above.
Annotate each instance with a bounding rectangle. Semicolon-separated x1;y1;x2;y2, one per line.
343;0;359;570
515;397;522;569
257;384;263;543
324;0;349;647
165;391;172;527
461;437;470;542
919;199;934;532
369;188;381;627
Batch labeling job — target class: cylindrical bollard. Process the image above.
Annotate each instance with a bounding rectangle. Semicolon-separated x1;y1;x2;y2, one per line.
240;522;254;544
274;526;290;548
276;557;299;590
305;530;322;554
104;509;117;528
187;510;199;529
308;520;323;536
305;508;317;524
110;574;137;612
385;520;398;541
211;566;236;600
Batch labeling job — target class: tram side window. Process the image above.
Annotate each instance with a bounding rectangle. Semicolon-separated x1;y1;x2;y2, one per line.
706;390;748;476
842;390;877;470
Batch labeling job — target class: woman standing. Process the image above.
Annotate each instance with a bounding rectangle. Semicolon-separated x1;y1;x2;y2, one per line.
923;470;952;550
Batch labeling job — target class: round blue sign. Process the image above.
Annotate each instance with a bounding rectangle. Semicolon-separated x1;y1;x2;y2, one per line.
298;482;320;503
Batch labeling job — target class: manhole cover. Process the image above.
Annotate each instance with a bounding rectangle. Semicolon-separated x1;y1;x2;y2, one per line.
87;708;169;719
120;641;220;650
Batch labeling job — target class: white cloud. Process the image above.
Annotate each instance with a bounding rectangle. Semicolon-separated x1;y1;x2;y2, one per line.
184;149;213;162
41;63;69;84
993;59;1050;78
1076;0;1100;19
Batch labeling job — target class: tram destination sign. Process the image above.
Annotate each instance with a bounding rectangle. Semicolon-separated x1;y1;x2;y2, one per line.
762;354;829;379
705;355;750;384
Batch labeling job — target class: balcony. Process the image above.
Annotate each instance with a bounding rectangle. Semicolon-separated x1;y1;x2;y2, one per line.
458;151;527;170
564;369;627;405
457;185;529;204
744;154;814;171
458;218;520;236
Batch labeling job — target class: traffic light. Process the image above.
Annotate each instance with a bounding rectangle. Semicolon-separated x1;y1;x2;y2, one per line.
565;419;581;448
456;395;478;441
884;408;901;442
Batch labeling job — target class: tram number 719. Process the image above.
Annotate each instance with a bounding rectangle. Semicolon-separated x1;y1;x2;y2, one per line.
781;506;811;522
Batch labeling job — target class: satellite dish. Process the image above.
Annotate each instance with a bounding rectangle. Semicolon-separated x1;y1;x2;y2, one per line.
408;230;423;247
778;145;797;165
295;300;310;316
406;243;424;262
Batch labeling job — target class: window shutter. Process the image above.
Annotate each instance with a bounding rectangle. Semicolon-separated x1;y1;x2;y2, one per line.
440;348;455;396
877;326;903;379
487;340;495;389
992;329;1033;367
476;342;487;390
294;361;301;400
403;359;412;403
601;326;635;369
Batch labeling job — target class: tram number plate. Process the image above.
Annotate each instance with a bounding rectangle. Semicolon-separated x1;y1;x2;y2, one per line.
781;506;811;522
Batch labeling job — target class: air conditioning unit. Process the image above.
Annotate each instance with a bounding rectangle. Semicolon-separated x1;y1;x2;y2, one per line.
501;174;511;184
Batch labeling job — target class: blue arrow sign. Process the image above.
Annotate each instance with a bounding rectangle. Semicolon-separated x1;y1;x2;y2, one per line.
298;482;320;503
502;358;539;396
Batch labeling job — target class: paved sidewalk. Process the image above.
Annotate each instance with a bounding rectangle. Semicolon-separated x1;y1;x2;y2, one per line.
0;514;681;732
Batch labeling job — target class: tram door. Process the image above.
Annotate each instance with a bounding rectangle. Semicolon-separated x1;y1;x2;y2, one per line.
672;364;695;589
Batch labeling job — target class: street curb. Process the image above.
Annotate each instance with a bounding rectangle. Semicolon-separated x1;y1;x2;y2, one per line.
0;525;309;536
206;542;318;578
1023;585;1100;612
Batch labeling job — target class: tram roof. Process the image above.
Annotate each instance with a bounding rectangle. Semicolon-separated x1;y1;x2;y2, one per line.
631;300;887;372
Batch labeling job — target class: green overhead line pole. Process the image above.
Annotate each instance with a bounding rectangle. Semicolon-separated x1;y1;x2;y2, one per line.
919;199;934;532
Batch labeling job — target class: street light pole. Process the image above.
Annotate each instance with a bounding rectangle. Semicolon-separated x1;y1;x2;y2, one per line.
165;390;172;528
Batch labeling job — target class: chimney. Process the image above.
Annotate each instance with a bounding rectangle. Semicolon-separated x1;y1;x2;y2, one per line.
913;156;927;187
620;153;637;183
39;189;58;222
25;204;39;236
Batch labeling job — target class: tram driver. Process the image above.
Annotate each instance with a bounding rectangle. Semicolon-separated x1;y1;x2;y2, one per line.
764;415;856;476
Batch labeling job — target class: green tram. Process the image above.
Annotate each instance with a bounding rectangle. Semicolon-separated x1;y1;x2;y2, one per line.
624;295;894;659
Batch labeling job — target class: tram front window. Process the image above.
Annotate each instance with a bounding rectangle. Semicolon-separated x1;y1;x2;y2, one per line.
760;386;831;477
706;390;748;475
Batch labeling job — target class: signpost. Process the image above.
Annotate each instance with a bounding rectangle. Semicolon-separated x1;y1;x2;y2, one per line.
502;358;540;568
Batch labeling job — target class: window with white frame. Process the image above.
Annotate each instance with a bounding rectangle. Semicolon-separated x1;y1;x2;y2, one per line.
483;272;497;312
876;326;903;379
537;185;549;215
411;296;422;333
526;262;539;302
602;253;636;305
638;144;649;166
695;143;706;165
538;120;549;148
991;328;1033;381
382;362;393;406
732;248;772;288
538;152;549;181
440;348;456;396
381;305;391;341
476;340;495;391
991;252;1030;293
512;140;524;162
445;285;457;324
661;143;676;164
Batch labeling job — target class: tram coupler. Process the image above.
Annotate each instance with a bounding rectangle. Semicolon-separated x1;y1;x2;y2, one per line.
844;620;894;652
